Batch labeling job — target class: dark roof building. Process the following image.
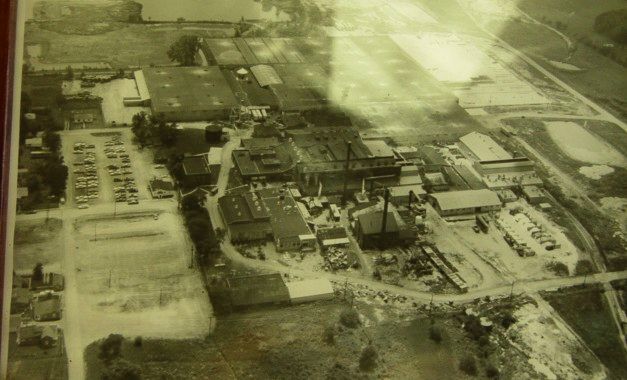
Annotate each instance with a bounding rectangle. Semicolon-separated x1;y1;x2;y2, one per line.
219;189;315;251
354;209;414;249
140;67;238;122
226;273;290;308
182;155;214;187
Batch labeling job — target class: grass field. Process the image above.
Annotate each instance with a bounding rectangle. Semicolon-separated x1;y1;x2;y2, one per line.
491;0;627;121
505;117;627;200
543;286;627;379
84;300;511;379
13;218;64;274
24;23;235;69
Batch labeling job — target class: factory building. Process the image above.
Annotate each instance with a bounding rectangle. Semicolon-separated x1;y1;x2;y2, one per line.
218;188;316;251
458;132;512;162
287;127;400;194
137;67;239;122
428;189;502;216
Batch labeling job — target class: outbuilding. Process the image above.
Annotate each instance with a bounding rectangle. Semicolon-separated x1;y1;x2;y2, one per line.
286;278;335;304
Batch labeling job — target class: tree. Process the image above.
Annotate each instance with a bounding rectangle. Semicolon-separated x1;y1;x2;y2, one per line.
101;359;141;380
167;35;200;66
65;65;74;80
99;334;124;362
32;263;44;285
359;345;378;371
575;259;594;275
40;157;68;197
459;355;478;376
131;112;151;147
339;308;360;328
157;121;178;147
43;131;61;152
429;325;443;343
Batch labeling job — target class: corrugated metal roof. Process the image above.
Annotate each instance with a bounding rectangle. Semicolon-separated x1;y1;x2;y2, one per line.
430;189;501;211
250;65;283;87
459;132;512;161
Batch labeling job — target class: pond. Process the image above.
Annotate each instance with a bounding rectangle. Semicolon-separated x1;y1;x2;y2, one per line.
135;0;291;22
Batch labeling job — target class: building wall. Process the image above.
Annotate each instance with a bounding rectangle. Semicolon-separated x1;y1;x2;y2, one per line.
436;204;501;216
182;173;213;187
153;107;231;122
230;225;271;243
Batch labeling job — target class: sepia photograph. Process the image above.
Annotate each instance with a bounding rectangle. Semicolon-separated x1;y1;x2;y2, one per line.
1;0;626;379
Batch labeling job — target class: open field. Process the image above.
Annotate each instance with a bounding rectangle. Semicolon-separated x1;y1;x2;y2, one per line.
71;209;213;347
545;121;626;166
543;286;627;379
505;118;627;200
24;23;235;69
13;218;64;274
83;299;493;379
460;0;627;122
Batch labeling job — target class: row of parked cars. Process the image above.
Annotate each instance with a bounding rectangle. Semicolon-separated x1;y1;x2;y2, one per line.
73;142;99;209
104;137;139;205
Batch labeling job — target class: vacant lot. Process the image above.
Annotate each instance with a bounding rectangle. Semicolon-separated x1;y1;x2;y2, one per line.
71;208;213;348
84;299;512;379
543;286;627;379
24;23;235;69
13;218;64;274
506;118;627;200
483;0;627;121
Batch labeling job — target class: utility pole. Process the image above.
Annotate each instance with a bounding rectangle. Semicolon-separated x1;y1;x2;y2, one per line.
108;269;112;288
509;281;515;299
94;223;97;242
341;141;352;206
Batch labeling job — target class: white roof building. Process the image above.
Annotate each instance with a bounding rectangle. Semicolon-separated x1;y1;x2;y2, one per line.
429;189;502;215
286;278;335;304
459;132;512;162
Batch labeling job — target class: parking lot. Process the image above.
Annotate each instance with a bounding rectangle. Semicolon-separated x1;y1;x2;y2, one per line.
63;129;165;210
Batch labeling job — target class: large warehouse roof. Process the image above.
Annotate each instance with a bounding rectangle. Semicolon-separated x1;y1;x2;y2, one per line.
430;189;501;211
141;67;238;115
459;132;512;161
250;65;283;87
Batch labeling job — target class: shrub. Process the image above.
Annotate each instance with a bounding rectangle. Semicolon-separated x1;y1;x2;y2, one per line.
101;359;141;380
547;261;569;277
459;355;478;376
133;336;142;348
99;334;124;362
486;364;500;378
323;325;335;345
429;325;443;343
500;311;516;329
464;315;486;340
339;308;360;329
575;260;594;275
359;345;378;371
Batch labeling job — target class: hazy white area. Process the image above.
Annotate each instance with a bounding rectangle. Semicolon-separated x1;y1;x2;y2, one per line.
546;121;627;166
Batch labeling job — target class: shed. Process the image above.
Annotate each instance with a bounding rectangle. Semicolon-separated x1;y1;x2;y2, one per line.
286;278;335;304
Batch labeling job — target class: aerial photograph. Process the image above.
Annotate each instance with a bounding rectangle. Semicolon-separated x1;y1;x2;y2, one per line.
2;0;627;379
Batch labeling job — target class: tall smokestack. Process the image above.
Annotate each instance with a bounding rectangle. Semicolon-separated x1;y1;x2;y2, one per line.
341;141;352;206
381;188;390;236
